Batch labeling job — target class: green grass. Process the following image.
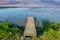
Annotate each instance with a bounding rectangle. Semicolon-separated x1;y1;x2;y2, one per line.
0;20;60;40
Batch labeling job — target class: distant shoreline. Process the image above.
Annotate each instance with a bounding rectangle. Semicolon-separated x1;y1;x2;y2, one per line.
0;5;60;8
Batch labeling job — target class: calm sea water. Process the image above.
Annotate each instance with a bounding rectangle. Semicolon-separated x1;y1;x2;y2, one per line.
0;7;60;26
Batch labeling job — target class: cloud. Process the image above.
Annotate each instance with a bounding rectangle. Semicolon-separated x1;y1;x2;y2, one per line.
39;0;60;6
0;2;8;4
54;0;60;2
0;0;60;7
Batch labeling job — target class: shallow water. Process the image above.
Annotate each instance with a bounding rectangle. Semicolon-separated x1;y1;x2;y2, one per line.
0;7;60;26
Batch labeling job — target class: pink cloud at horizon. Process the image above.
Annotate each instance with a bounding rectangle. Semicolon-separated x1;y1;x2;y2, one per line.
0;2;8;4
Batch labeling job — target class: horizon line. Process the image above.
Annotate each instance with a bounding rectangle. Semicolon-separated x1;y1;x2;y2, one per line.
0;4;60;8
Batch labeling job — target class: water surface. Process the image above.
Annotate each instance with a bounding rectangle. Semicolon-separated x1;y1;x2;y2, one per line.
0;7;60;26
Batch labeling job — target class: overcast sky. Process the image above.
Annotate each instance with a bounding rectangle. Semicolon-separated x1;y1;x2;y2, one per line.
0;0;60;7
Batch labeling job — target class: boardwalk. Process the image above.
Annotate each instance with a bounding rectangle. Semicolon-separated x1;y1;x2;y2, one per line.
24;17;36;36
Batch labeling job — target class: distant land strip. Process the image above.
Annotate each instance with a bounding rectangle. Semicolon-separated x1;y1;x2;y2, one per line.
0;5;60;8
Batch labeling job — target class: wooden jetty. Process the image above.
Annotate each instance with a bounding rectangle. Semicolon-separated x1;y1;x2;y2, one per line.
24;17;36;37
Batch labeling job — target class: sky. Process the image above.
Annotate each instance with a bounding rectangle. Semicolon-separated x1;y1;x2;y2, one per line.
0;0;60;7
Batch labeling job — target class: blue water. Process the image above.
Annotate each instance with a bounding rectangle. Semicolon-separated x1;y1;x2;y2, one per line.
0;7;60;26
